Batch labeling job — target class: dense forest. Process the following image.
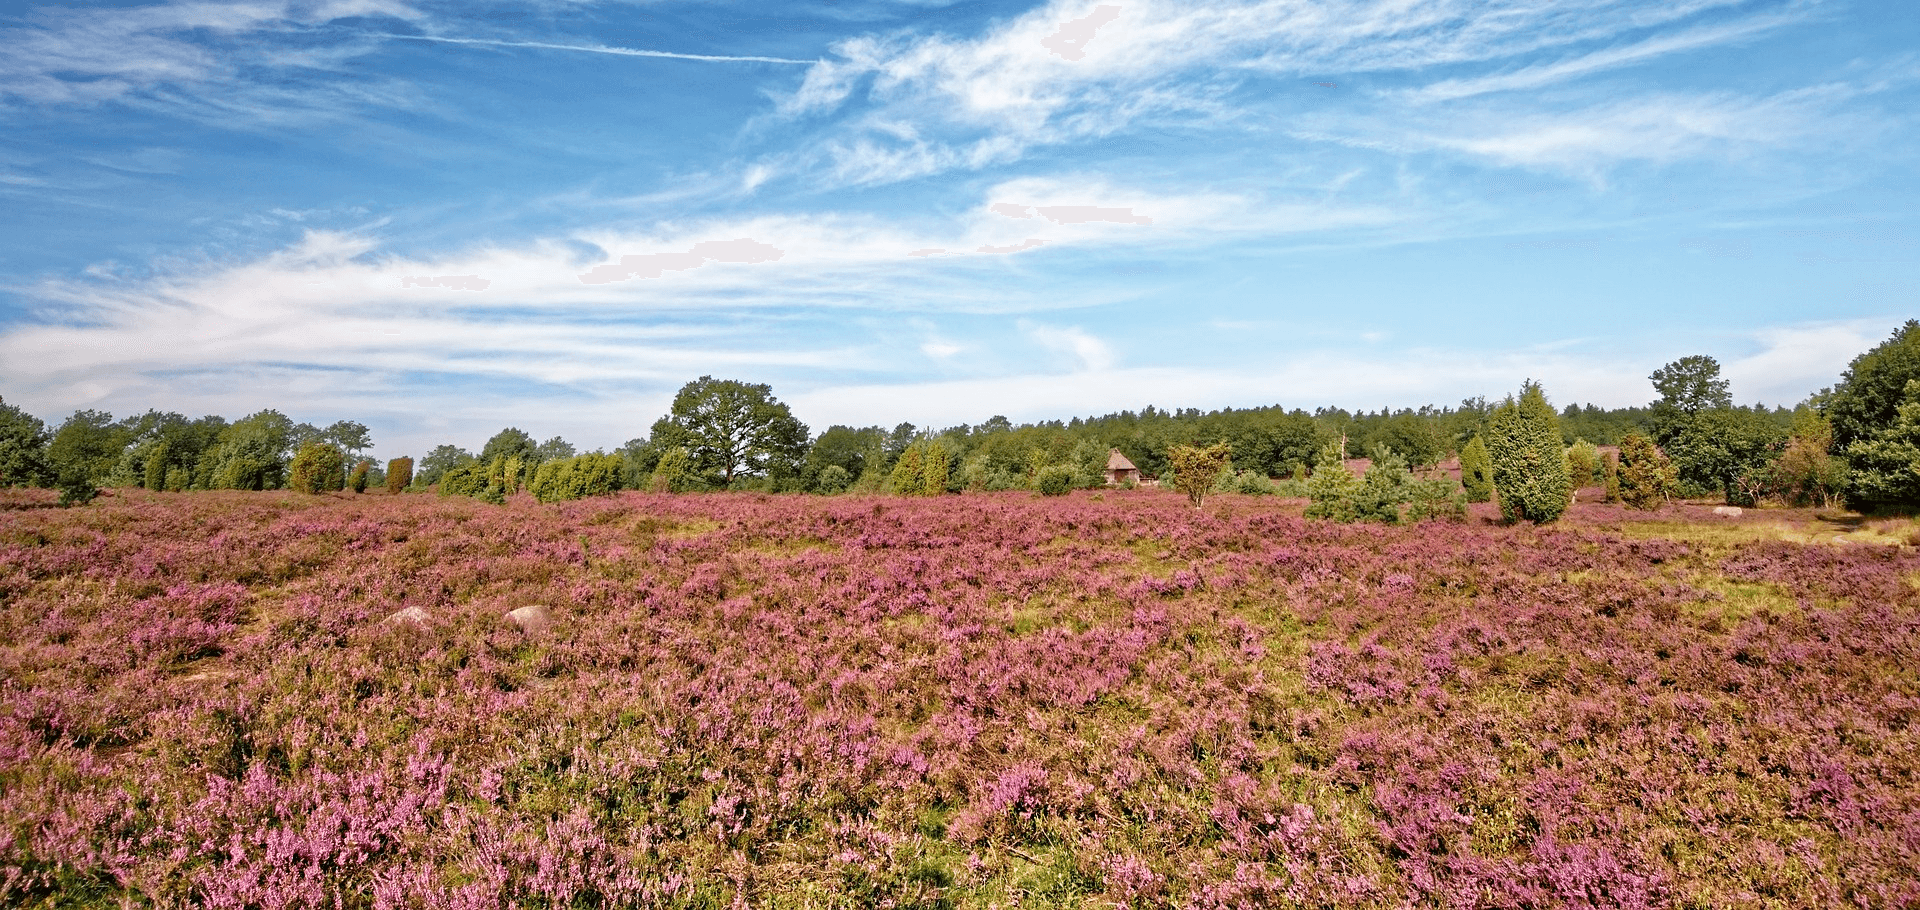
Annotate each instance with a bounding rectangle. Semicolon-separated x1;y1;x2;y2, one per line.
4;320;1918;515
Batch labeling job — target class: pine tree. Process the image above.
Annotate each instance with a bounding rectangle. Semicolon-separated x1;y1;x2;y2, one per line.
1487;381;1571;523
1303;441;1362;522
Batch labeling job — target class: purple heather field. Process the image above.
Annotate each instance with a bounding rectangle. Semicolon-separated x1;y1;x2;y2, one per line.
1;488;1917;909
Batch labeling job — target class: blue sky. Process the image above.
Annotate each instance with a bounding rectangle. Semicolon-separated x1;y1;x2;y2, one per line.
2;0;1916;459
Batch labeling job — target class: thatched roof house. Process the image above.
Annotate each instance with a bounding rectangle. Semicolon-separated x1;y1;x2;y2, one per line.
1105;449;1139;485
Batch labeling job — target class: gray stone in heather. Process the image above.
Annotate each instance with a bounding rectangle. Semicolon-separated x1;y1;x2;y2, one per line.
384;605;430;626
506;604;552;632
1711;506;1743;517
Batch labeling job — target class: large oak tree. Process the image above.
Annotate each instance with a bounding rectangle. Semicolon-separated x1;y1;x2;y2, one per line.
650;377;809;487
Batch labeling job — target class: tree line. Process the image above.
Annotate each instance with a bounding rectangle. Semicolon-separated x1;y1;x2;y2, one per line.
2;320;1916;513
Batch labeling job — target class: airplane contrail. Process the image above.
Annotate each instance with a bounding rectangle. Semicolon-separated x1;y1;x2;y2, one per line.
378;33;815;65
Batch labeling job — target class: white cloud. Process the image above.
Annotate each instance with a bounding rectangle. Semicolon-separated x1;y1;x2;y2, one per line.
1723;318;1892;405
0;1;425;106
1022;320;1116;371
1298;84;1865;179
771;0;1777;186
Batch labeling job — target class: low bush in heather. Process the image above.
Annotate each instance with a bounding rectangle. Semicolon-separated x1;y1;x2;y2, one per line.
1;491;1916;908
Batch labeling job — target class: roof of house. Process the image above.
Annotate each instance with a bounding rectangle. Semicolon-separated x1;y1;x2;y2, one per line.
1106;449;1138;471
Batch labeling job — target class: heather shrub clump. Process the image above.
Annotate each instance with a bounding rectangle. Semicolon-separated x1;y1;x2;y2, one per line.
1;491;1915;907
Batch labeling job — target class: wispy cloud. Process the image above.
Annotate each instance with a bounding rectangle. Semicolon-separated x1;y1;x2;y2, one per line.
1399;9;1809;103
766;0;1783;188
372;33;816;65
0;1;423;106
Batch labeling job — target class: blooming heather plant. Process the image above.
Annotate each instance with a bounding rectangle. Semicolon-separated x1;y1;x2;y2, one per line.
0;490;1916;907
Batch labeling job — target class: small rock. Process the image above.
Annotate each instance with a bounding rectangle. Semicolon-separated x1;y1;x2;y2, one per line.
384;605;430;626
1711;506;1743;518
505;604;552;633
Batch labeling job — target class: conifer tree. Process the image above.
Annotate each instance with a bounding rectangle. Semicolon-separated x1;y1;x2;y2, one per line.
1616;433;1677;509
1487;381;1571;523
1304;440;1363;521
1458;435;1493;503
287;441;346;494
386;457;413;494
144;441;170;491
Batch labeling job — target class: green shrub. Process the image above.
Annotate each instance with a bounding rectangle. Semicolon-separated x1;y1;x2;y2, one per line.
56;467;98;507
439;463;488;497
348;461;370;493
1617;433;1677;509
529;453;626;503
1458;436;1493;503
1036;465;1075;496
1488;382;1571;523
386;457;413;494
287;442;346;494
1165;443;1232;507
650;447;694;493
165;467;190;492
1601;452;1621;502
816;464;852;494
1218;469;1278;495
1406;475;1467;522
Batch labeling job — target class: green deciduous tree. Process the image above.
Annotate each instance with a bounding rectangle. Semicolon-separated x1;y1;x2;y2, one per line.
48;409;129;487
1662;407;1789;505
208;410;297;490
1457;435;1493;503
480;428;537;465
416;445;472;489
1617;433;1677;509
0;395;53;488
1488;382;1571;523
1825;320;1920;452
1844;379;1920;510
650;377;809;487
